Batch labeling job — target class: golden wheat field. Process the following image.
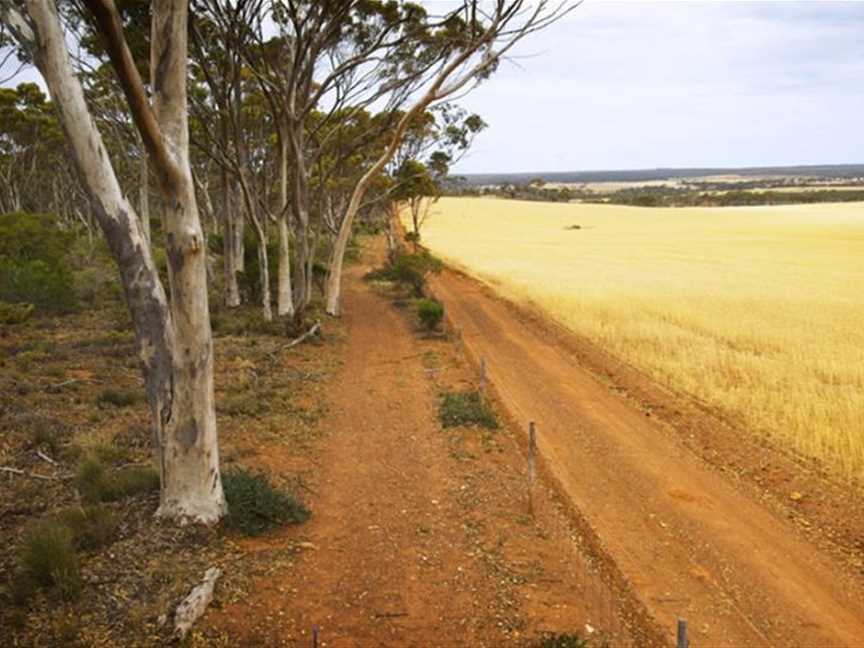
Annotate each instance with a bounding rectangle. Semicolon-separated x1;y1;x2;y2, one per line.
413;197;864;480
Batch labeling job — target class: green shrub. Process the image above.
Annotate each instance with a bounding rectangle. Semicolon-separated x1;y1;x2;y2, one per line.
74;266;117;307
222;468;310;536
535;633;591;648
16;521;81;601
211;307;286;337
439;390;498;429
0;212;77;314
96;388;141;408
237;232;278;305
364;252;443;296
363;267;396;282
0;302;34;324
55;506;118;551
21;338;56;354
91;442;130;464
111;465;160;498
75;456;159;504
32;426;60;456
218;391;269;418
392;252;442;295
417;298;444;331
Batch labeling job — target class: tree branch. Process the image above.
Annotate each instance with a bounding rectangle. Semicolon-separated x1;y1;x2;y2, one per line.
82;0;184;194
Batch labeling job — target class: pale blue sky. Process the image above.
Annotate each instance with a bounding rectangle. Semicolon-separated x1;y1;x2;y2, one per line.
448;1;864;173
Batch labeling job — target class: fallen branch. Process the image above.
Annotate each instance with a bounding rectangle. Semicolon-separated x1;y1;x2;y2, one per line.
114;461;152;470
284;321;321;350
0;466;56;480
45;378;79;391
36;450;58;465
174;567;222;639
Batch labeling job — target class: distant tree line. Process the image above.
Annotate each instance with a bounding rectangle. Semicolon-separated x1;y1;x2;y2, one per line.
442;180;864;208
587;188;864;208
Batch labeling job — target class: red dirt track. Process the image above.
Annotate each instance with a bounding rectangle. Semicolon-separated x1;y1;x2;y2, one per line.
431;268;864;647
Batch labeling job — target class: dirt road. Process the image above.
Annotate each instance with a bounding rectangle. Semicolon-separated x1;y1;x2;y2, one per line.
431;269;864;647
208;240;657;646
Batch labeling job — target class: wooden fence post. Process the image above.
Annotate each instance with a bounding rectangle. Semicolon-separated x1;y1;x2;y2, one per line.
527;421;537;516
676;618;688;648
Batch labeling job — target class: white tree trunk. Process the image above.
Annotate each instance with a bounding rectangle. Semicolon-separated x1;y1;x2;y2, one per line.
276;135;294;317
221;175;241;307
253;217;273;321
149;0;225;522
277;214;293;317
7;0;227;523
234;190;245;276
223;222;242;308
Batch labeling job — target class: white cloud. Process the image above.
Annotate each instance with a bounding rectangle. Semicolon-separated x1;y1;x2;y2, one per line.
451;0;864;173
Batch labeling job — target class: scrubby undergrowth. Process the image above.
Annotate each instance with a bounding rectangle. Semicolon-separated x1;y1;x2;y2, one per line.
0;239;332;645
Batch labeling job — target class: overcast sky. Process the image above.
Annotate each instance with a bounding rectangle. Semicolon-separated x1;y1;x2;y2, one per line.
2;2;861;175
449;1;864;174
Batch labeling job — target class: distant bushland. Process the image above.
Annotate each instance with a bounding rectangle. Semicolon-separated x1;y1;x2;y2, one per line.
0;212;77;314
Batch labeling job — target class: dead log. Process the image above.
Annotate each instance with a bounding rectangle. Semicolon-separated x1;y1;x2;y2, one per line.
174;567;222;639
0;466;56;480
284;320;321;350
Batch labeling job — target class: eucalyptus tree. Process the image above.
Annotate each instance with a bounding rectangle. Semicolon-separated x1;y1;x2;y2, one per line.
390;104;487;241
188;0;268;311
0;0;226;523
0;83;65;215
235;1;451;318
324;0;574;315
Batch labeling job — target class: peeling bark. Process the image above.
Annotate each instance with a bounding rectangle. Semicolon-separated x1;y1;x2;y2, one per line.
9;0;226;524
150;0;225;522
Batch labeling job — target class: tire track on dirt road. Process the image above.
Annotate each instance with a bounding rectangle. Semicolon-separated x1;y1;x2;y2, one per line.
431;268;864;647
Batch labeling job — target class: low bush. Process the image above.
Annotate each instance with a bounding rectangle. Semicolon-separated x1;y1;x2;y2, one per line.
74;266;117;307
439;390;498;429
55;506;118;551
32;426;60;456
417;298;444;331
363;267;395;282
363;251;443;296
218;391;269;418
74;330;134;351
15;520;81;601
76;456;159;504
96;388;142;408
222;468;310;536
90;442;131;464
0;302;34;325
535;633;592;648
211;306;285;337
392;252;442;295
